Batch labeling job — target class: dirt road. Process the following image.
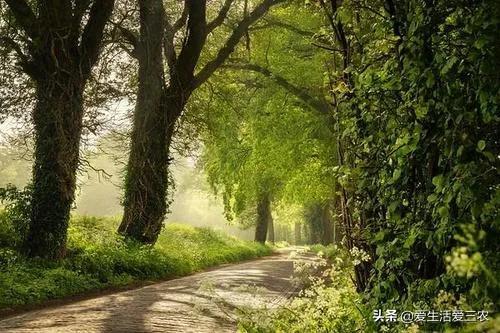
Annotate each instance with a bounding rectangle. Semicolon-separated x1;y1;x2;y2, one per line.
0;248;312;332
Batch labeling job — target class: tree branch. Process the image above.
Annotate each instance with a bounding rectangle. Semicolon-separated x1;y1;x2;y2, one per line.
0;36;28;61
173;0;189;32
4;0;38;39
80;0;115;77
312;42;344;53
224;62;330;114
250;17;315;38
206;0;235;35
71;0;92;44
164;0;190;68
109;21;139;53
163;23;177;69
173;0;207;87
193;0;286;89
384;0;402;37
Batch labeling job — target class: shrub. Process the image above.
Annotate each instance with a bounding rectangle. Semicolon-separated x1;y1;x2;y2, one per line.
0;185;31;248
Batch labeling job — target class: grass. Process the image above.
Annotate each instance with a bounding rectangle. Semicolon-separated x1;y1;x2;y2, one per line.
0;214;271;309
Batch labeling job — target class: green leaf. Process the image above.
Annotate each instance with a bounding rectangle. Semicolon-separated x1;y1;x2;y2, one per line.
441;56;458;75
374;231;386;242
425;71;435;88
388;201;399;214
404;231;417;249
432;175;444;189
438;206;449;218
474;37;487;49
427;193;438;203
375;258;386;270
392;169;402;182
477;140;486;151
415;105;428;119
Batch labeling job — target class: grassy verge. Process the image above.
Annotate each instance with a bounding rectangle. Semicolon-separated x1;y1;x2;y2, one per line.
0;215;271;310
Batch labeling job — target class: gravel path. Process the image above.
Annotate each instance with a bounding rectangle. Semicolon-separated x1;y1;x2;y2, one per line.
0;248;313;332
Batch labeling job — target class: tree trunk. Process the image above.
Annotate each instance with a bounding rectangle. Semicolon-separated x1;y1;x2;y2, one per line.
116;0;284;244
24;78;84;259
303;223;311;244
254;193;271;243
294;222;301;245
267;212;275;243
305;203;322;244
118;0;168;243
320;203;333;245
332;215;337;244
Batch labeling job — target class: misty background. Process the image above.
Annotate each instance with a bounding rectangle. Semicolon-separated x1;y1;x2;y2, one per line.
0;132;255;240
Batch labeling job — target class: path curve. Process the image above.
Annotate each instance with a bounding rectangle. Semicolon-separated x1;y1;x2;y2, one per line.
0;248;313;332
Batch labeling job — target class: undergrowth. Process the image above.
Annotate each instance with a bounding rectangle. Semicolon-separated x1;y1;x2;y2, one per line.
237;245;499;333
0;213;271;309
237;244;367;333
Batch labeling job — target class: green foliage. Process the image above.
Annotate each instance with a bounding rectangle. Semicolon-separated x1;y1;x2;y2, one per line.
238;245;367;333
319;0;500;330
0;215;271;309
0;184;31;247
216;0;499;331
195;3;336;228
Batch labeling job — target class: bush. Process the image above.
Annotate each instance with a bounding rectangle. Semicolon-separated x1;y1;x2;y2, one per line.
0;211;18;248
0;185;31;248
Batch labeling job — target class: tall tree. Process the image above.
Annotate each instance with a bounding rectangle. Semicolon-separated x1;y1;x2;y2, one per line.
195;4;337;243
304;202;333;245
1;0;114;259
117;0;168;242
117;0;286;243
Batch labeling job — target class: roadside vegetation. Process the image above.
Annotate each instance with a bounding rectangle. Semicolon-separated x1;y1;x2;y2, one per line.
238;245;499;333
0;211;270;310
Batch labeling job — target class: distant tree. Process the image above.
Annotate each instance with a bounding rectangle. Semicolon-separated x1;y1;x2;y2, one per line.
196;4;339;243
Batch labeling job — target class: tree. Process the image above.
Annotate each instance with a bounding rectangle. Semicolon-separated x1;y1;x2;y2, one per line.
1;0;114;259
117;0;286;243
304;202;334;245
255;192;272;243
195;3;340;243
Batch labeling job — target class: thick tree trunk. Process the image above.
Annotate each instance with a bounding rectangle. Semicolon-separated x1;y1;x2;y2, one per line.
6;0;113;260
24;78;84;259
254;193;271;243
117;0;285;244
294;222;301;245
118;0;168;243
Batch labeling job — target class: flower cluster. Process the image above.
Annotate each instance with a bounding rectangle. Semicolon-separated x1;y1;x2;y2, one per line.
445;246;482;279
